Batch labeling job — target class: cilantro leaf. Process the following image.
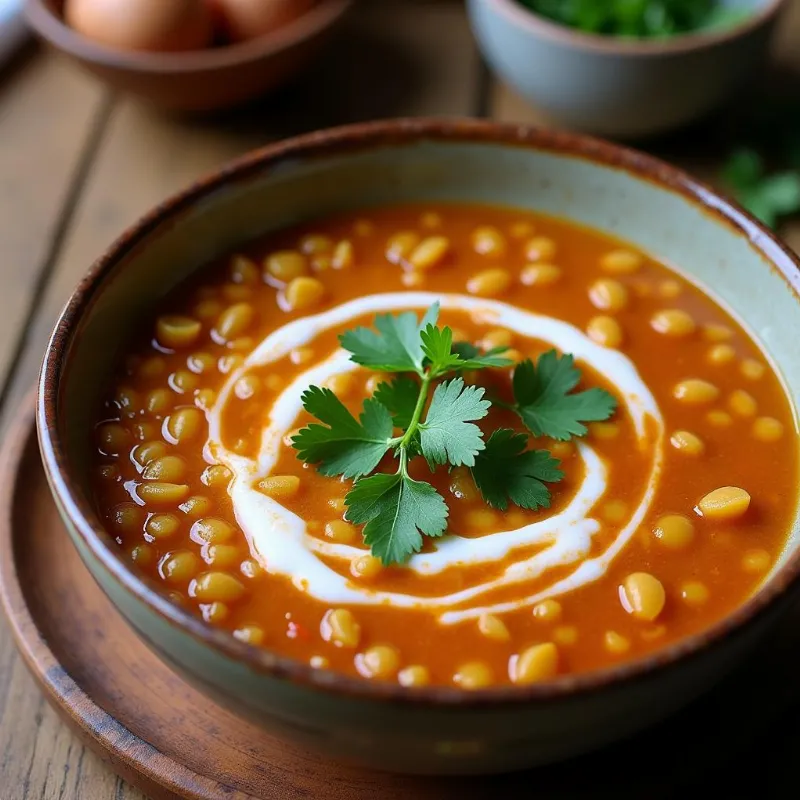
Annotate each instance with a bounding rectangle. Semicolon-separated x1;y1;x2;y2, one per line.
339;304;439;374
512;350;617;440
373;376;419;429
420;324;512;375
721;148;800;229
740;172;800;228
519;0;746;39
420;323;457;371
459;346;515;370
345;472;448;564
291;387;392;478
451;341;480;360
721;148;763;189
418;378;490;467
471;429;564;511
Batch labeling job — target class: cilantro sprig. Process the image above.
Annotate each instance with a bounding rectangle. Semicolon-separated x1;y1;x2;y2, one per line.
292;304;617;565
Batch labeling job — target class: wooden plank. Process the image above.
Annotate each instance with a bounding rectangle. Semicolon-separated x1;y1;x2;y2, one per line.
0;49;107;396
0;0;480;433
0;642;147;799
0;3;481;798
0;49;113;800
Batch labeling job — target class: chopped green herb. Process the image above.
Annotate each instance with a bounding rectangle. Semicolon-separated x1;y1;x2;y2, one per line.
518;0;751;39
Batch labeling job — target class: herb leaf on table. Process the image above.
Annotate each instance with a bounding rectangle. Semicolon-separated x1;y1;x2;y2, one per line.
722;148;800;229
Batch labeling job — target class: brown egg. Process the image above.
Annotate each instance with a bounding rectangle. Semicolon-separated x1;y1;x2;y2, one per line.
64;0;213;52
209;0;315;43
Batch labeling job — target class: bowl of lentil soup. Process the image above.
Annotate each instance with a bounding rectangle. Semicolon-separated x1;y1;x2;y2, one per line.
37;118;800;774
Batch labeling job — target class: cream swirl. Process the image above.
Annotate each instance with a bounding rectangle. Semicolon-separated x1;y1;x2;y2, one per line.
207;293;664;624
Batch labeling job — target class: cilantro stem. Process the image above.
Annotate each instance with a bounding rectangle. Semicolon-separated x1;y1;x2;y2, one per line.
293;304;614;566
486;395;513;411
398;371;433;450
398;445;409;476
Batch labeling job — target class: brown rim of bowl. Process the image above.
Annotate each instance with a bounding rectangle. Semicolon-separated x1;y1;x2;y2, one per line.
38;117;800;709
481;0;787;56
24;0;353;72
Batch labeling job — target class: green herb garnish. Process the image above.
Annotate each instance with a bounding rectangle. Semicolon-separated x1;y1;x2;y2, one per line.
518;0;751;39
292;304;617;565
721;148;800;229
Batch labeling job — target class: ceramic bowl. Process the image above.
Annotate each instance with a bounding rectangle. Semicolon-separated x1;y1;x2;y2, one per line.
467;0;786;139
25;0;352;112
37;119;800;774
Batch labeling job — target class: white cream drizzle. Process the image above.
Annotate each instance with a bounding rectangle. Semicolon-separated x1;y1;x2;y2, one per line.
207;293;664;624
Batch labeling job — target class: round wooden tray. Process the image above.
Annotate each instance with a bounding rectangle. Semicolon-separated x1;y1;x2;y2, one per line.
1;401;799;799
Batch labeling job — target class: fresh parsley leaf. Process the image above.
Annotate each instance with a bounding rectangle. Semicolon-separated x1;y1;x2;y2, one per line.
512;350;617;440
373;376;419;429
741;172;800;228
339;304;439;374
291;387;392;479
459;347;515;371
345;472;448;564
421;324;512;375
721;148;763;189
418;378;490;467
420;323;458;371
451;341;480;360
471;429;564;511
519;0;745;39
721;148;800;229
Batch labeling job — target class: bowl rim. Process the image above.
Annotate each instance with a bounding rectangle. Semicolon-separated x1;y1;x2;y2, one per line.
24;0;353;72
38;116;800;709
478;0;787;56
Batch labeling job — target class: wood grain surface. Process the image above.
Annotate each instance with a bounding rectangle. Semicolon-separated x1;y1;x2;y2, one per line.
0;49;108;396
1;0;800;797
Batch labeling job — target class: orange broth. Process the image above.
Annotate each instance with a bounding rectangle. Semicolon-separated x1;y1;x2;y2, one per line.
90;204;799;688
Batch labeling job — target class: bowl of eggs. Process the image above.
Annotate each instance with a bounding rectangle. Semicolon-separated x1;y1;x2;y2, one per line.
25;0;353;111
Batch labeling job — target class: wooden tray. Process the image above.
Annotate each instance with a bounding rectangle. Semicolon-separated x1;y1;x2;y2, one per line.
1;402;799;799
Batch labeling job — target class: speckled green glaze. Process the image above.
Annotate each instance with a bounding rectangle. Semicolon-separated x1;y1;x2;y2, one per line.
37;120;800;774
467;0;785;139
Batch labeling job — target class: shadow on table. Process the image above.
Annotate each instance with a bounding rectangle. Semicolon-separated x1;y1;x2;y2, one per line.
187;15;427;143
438;592;800;798
642;63;800;179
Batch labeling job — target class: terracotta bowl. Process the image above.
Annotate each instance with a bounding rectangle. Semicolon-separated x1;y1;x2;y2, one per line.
37;119;800;774
25;0;353;111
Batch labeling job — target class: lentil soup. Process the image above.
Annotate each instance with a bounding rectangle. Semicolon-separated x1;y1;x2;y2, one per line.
90;204;798;689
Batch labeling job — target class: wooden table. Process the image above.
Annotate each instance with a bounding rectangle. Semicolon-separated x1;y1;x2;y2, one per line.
2;2;800;797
